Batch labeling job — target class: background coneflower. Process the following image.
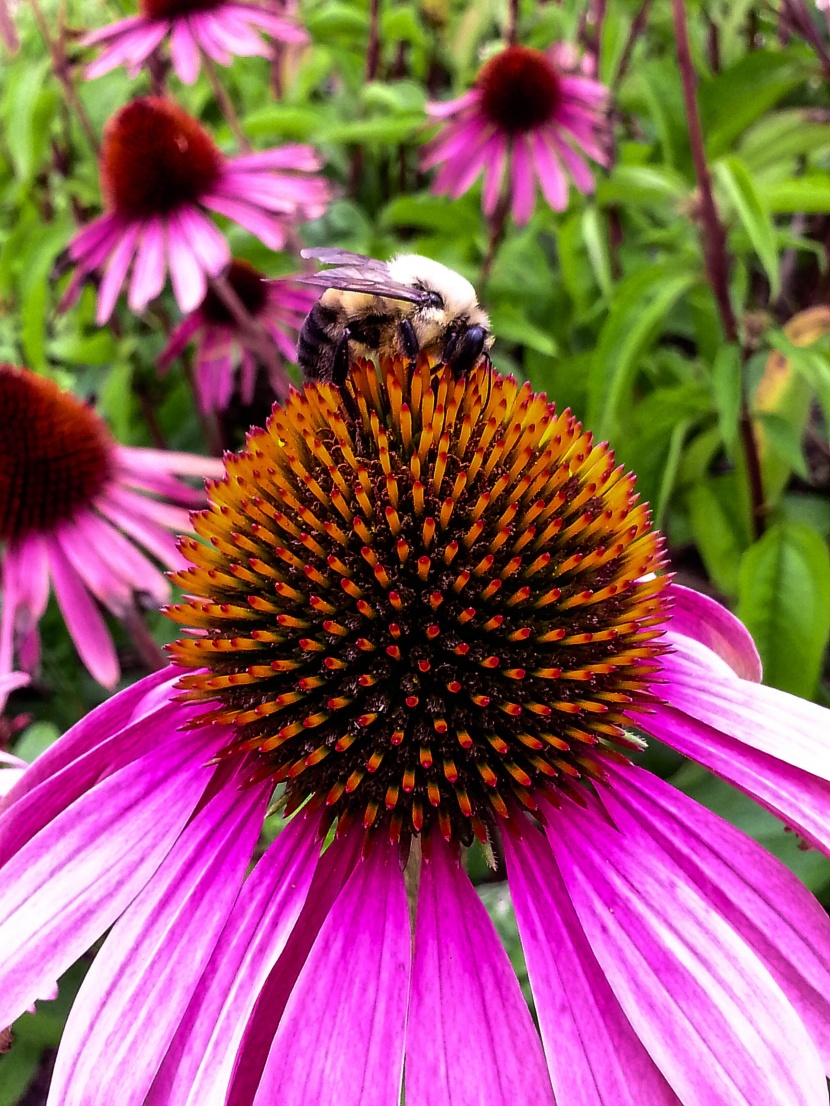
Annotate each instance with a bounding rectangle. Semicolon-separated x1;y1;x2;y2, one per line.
0;365;223;697
158;260;316;414
82;0;308;85
61;97;330;323
0;358;828;1106
423;44;611;225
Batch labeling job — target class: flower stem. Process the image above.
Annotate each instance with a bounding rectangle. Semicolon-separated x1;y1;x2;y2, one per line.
505;0;519;45
28;0;99;156
208;274;288;383
670;0;765;539
480;194;510;285
200;50;251;152
616;0;652;86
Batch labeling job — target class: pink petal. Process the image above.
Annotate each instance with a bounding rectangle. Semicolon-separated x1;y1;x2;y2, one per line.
170;18;201;84
128;216;167;311
49;770;270;1106
253;836;410;1106
188;12;232;64
199;10;269;56
503;825;681;1106
96;220;143;324
84;21;168;79
406;836;555;1106
426;90;480;119
158;313;204;370
0;726;222;1028
509;134;536;225
116;444;224;482
601;760;830;1066
166;217;208;314
666;583;762;682
0;672;29;698
145;812;322;1106
228;146;322;173
548;799;826;1105
200;193;287;250
67;212;122;262
225;832;362;1106
171;206;229;277
550;133;596;194
420;118;486;171
559;75;611;106
229;6;307;42
46;536;119;688
79;512;170;607
529;130;568;211
80;15;146;46
481;134;507;216
660;651;830;781
54;515;134;615
644;702;830;857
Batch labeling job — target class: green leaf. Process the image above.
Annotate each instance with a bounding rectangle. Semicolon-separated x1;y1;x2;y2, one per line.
14;721;61;763
687;477;752;598
595;165;687;209
0;1042;40;1106
760;175;830;215
488;303;557;357
588;266;696;440
699;50;809;159
737;522;830;698
715;157;779;296
753;412;809;481
711;343;743;456
738;110;830;174
1;57;55;182
581;206;613;298
318;113;425;145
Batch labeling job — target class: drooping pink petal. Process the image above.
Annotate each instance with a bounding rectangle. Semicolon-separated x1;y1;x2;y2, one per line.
252;836;410;1106
67;211;123;263
116;445;224;482
166;222;208;314
48;769;270;1106
509;134;537;225
46;536;119;689
199;10;269;57
228;146;323;174
550;132;596;194
529;129;568;211
128;215;167;312
600;759;830;1067
158;314;204;370
84;21;168;80
559;75;611;106
502;825;681;1106
548;798;826;1106
230;5;307;42
421;118;488;171
644;702;830;857
666;584;762;681
200;193;287;250
188;12;233;64
95;493;184;569
54;516;134;615
426;90;480;119
0;543;25;694
79;511;170;607
659;651;830;781
170;207;229;278
0;668;176;815
170;18;201;84
225;832;363;1106
96;219;143;324
0;693;204;871
481;134;507;215
406;835;555;1106
145;812;322;1106
0;672;29;699
79;15;145;46
0;725;222;1029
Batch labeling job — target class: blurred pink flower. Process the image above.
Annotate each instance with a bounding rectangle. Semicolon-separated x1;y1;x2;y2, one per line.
62;97;330;324
423;44;611;225
159;259;315;414
82;0;308;85
0;365;223;698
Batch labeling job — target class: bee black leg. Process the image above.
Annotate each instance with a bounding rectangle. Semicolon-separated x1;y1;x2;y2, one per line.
399;318;419;364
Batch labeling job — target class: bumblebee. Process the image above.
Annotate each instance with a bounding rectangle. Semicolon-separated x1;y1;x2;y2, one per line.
296;249;493;386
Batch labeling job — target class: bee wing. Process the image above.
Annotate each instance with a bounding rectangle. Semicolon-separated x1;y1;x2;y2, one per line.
296;251;425;304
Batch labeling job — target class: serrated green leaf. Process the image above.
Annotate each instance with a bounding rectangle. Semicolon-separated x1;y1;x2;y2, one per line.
737;521;830;698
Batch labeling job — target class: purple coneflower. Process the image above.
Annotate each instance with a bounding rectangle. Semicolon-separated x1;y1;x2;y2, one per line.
158;259;315;414
81;0;308;85
1;356;829;1105
423;44;611;225
0;365;223;699
0;673;29;793
62;96;330;324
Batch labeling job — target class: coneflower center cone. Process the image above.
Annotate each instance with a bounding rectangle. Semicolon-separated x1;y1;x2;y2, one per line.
478;45;563;133
168;358;669;848
100;97;222;219
139;0;224;16
200;260;269;327
0;365;113;542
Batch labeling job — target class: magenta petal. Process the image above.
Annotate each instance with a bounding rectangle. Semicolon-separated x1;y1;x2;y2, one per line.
601;760;830;1067
80;15;146;46
529;130;568;212
166;218;208;314
548;800;826;1105
252;836;410;1106
0;727;219;1028
201;193;287;250
170;19;201;83
666;583;762;681
644;702;830;857
406;836;554;1106
145;812;321;1106
46;536;119;689
48;771;269;1106
509;134;536;225
128;216;167;311
96;220;142;324
502;827;681;1106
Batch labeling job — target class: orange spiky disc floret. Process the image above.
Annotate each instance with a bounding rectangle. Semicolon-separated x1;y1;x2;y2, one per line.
167;357;670;848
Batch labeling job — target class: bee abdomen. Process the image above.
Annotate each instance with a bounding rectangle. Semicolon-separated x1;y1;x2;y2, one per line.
297;302;340;381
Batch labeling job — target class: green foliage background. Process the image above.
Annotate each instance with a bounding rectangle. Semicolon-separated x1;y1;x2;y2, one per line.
1;0;829;1098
